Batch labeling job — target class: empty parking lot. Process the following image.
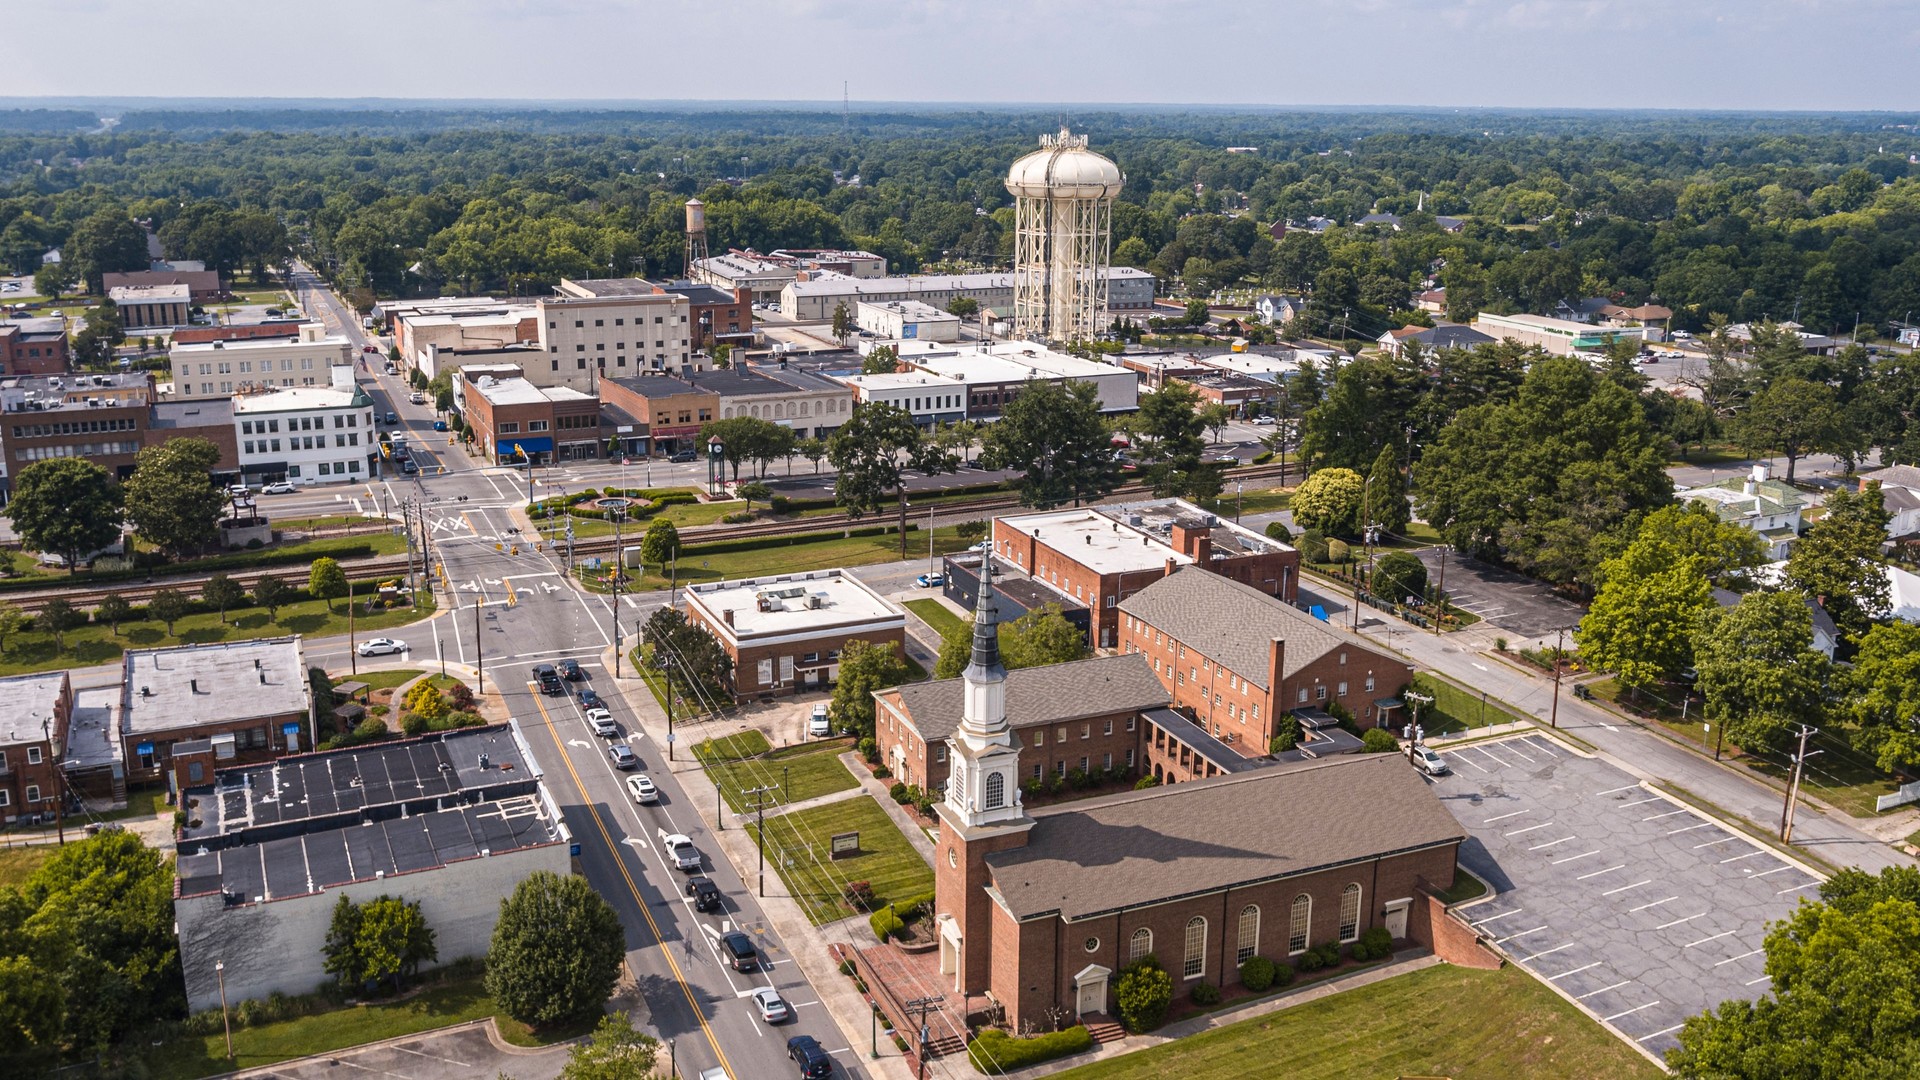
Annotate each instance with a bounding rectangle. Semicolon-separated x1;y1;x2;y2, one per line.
1414;550;1586;639
1433;732;1821;1058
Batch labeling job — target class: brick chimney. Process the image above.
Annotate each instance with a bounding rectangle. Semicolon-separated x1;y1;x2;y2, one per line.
1267;638;1285;713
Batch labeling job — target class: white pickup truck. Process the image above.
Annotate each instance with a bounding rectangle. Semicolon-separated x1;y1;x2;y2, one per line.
659;830;702;871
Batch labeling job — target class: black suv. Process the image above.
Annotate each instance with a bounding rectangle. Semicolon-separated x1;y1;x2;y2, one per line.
557;659;584;681
685;875;722;912
669;449;698;463
579;687;605;710
533;664;563;695
721;930;757;972
787;1035;833;1078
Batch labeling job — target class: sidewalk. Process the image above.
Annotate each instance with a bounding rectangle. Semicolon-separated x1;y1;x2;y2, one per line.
599;645;918;1080
840;750;939;863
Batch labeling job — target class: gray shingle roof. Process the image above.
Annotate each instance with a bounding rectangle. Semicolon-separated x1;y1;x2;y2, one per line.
1118;568;1351;690
883;653;1167;743
986;753;1465;921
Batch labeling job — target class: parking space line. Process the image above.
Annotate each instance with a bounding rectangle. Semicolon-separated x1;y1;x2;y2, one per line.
1643;808;1689;821
1714;949;1763;967
1548;961;1603;981
1577;864;1626;879
1656;911;1710;929
1495;925;1552;942
1753;865;1796;878
1527;835;1580;850
1619;795;1664;808
1603;1001;1662;1023
1578;980;1633;1000
1527;737;1565;756
1776;881;1821;895
1692;835;1741;849
1603;879;1652;895
1745;975;1772;986
1452;754;1491;774
1502;741;1539;762
1551;850;1602;864
1505;822;1555;836
1719;851;1766;864
1638;1024;1686;1043
1667;822;1715;835
1470;909;1524;926
1484;809;1532;823
1684;930;1738;949
1520;942;1577;961
1472;746;1511;767
1629;896;1679;912
1595;784;1640;796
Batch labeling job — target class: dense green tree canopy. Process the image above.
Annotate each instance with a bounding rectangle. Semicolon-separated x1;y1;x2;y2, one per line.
122;437;225;558
981;379;1121;510
485;871;625;1028
7;458;122;573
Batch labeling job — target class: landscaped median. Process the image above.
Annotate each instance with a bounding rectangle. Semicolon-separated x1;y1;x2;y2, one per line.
615;523;982;592
903;597;967;638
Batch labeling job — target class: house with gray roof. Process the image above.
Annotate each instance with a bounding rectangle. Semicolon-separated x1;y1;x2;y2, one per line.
1862;465;1920;539
1676;462;1804;559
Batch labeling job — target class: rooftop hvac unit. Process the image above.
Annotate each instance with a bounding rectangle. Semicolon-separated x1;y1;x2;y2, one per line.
807;593;825;609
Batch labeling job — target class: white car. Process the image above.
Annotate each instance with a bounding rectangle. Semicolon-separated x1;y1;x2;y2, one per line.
1252;415;1275;425
260;481;296;495
356;638;408;657
1410;745;1450;777
585;707;617;737
808;704;832;738
627;773;658;804
751;986;791;1024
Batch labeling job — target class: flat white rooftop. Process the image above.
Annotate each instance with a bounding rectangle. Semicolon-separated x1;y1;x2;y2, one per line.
232;385;366;413
1199;352;1300;378
1000;508;1194;576
837;371;967;393
0;671;68;746
467;376;596;407
122;637;310;737
686;569;904;639
902;341;1125;382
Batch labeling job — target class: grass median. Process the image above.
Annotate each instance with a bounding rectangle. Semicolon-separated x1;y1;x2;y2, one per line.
749;795;934;925
903;597;967;638
1410;671;1529;737
704;739;860;814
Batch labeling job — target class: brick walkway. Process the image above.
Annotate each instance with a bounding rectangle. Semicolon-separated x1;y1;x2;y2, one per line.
843;940;975;1059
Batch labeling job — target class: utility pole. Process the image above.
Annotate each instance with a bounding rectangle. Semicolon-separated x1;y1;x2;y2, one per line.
745;784;777;895
1548;626;1566;729
1781;724;1821;842
611;505;625;678
473;596;483;692
348;578;357;676
1432;548;1447;636
1352;474;1372;633
1403;692;1433;765
904;994;945;1080
664;653;676;765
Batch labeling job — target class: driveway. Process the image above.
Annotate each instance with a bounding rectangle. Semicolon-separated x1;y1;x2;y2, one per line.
233;1020;570;1080
1435;733;1822;1058
1412;549;1586;640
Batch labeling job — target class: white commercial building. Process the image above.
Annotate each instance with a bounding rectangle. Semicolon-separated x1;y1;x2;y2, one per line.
169;323;354;400
892;339;1140;415
857;299;961;342
780;267;1156;322
836;370;970;427
534;288;698;392
232;382;377;486
693;249;888;305
1472;312;1647;356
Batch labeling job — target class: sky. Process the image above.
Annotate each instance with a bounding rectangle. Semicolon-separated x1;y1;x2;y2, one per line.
14;0;1920;113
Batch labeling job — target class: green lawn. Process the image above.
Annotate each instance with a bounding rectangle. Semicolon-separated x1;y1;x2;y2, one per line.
696;729;773;760
0;533;407;590
903;598;967;638
0;588;433;678
751;795;934;925
337;669;425;693
138;970;570;1080
1049;963;1661;1080
0;845;55;886
626;525;978;591
707;740;859;814
1410;672;1528;736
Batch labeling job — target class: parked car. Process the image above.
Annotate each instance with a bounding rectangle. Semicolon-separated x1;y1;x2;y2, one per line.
533;663;563;695
260;480;297;495
721;930;758;972
1410;745;1450;777
660;831;702;871
433;420;449;431
398;457;418;475
1252;415;1275;425
808;704;832;739
579;687;605;710
356;638;407;657
685;874;721;911
669;449;698;463
226;483;252;498
409;392;427;405
557;659;584;681
787;1035;834;1078
627;773;658;804
751;987;790;1023
362;344;380;353
586;708;617;737
609;744;638;770
914;573;943;588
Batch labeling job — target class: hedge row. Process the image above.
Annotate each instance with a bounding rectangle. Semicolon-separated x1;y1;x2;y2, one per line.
680;522;915;558
966;1026;1093;1074
0;538;381;595
772;478;1009;514
867;888;937;942
59;576;410;626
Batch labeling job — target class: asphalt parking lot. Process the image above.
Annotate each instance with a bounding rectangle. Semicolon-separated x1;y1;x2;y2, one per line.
234;1021;569;1079
1413;549;1586;639
1434;733;1822;1058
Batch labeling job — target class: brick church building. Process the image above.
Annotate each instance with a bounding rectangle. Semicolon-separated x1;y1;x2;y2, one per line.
932;568;1467;1033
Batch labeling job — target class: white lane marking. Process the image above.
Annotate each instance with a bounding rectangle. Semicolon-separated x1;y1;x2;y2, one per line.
1777;881;1821;895
1715;949;1763;967
1551;850;1602;865
1692;836;1741;849
1602;880;1652;896
1548;961;1603;981
1576;864;1626;880
1470;909;1524;926
1643;809;1689;821
1495;925;1552;942
1628;896;1679;913
1603;1001;1661;1023
1745;975;1772;986
1753;866;1796;878
1578;981;1633;1000
1655;912;1709;930
1618;795;1664;808
1484;809;1532;823
1667;823;1714;835
1638;1024;1685;1043
1505;822;1555;836
1595;784;1639;796
1520;942;1577;961
1720;851;1766;865
1527;835;1580;851
1684;930;1738;949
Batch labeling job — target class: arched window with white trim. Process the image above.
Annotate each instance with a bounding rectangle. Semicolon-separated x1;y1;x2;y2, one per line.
1129;928;1152;965
1236;904;1261;965
1288;894;1311;955
984;771;1005;810
1339;884;1362;943
1182;917;1207;979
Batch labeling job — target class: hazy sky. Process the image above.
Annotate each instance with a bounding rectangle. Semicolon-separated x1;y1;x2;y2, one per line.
17;0;1920;112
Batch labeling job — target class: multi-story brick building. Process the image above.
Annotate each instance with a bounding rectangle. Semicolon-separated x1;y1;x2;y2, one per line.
0;671;74;824
598;375;717;457
637;366;854;443
683;569;905;699
640;280;756;351
110;283;192;329
0;371;152;491
118;637;314;786
929;579;1464;1034
1119;567;1413;752
459;374;600;466
0;317;70;375
991;499;1298;648
148;398;239;477
103;268;222;303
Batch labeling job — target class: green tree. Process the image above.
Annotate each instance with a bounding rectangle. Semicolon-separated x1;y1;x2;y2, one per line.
70;297;126;368
828;402;954;559
8;458;122;573
0;888;74;1053
144;588;188;637
699;415;787;482
830;639;911;740
309;557;349;612
1364;445;1411;536
981;379;1121;510
323;894;437;994
560;1014;661;1080
254;575;292;622
1299;352;1428;473
1845;622;1920;774
831;300;853;345
486;870;625;1028
31;262;74;301
640;607;732;700
946;296;979;318
1291;467;1365;537
1693;591;1829;752
1361;727;1400;753
639;518;680;576
1784;482;1892;640
1183;298;1210;326
65;208;149;292
862;344;899;375
0;603;27;653
796;436;828;474
935;603;1090;679
1134;382;1219;502
1578;566;1713;693
1200;402;1233;444
1591;502;1768;593
1114;956;1174;1033
1669;867;1920;1079
735;480;772;511
95;592;131;635
1372;551;1428;604
38;599;82;652
1736;377;1849;483
202;573;244;625
122;438;225;558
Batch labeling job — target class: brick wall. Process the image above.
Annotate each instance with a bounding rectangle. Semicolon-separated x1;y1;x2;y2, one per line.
125;710;309;785
934;806;1035;998
1406;891;1501;969
877;696;1147;793
689;606;903;702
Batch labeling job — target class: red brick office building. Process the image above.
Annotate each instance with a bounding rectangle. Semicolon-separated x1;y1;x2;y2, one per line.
0;671;74;824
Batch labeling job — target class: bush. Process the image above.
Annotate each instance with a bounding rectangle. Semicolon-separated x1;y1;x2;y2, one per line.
871;765;891;779
1361;728;1398;753
1191;981;1221;1005
1251;451;1274;465
353;716;388;741
967;1025;1094;1074
1272;960;1296;988
1269;713;1300;754
1239;955;1277;993
839;957;857;977
869;905;904;942
1495;636;1509;651
1298;537;1329;564
1114;956;1173;1033
400;712;429;736
1264;521;1293;543
1354;926;1393;961
858;737;878;763
1326;538;1350;564
843;881;876;911
1297;947;1326;973
1133;774;1160;790
889;781;909;803
1372;550;1428;604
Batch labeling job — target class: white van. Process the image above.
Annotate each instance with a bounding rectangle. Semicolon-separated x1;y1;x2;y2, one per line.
808;705;832;738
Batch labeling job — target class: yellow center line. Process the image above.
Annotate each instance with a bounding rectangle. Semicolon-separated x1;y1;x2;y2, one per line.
502;577;517;607
527;689;737;1079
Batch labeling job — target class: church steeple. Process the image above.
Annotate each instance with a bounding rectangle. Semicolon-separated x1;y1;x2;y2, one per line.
945;561;1024;827
964;562;1007;681
958;562;1012;745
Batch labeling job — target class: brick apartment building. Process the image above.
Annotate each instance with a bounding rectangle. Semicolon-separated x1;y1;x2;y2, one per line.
599;375;716;457
683;569;905;699
460;374;600;465
991;499;1298;648
0;671;74;824
0;371;153;491
0;317;70;375
643;279;755;350
119;637;315;786
1119;568;1413;752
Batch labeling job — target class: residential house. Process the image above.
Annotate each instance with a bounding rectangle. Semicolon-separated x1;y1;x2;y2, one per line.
0;671;74;824
1253;295;1303;326
1677;463;1804;560
1863;466;1920;539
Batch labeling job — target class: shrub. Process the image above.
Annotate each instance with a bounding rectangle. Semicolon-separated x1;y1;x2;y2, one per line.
1297;948;1326;973
1495;636;1509;651
913;793;936;817
966;1025;1094;1074
353;716;388;741
1114;956;1173;1033
1251;450;1274;465
1133;774;1160;790
1326;538;1350;564
843;881;876;911
1191;981;1221;1005
889;781;909;803
1298;536;1329;564
1361;728;1398;753
1313;942;1342;969
1066;767;1090;790
839;957;857;977
1269;713;1300;754
400;712;429;736
871;765;891;779
858;737;878;762
1264;521;1293;543
1373;550;1428;604
1272;960;1296;987
869;905;905;942
1239;955;1277;993
770;495;790;513
1356;927;1392;961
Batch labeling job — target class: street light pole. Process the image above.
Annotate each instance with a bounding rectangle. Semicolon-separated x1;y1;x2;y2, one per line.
216;960;233;1059
1548;626;1566;729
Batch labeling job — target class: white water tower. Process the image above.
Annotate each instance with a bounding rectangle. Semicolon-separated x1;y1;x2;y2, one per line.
684;198;709;276
1005;128;1124;344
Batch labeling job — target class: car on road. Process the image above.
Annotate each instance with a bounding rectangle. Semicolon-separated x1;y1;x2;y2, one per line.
533;663;563;695
579;687;605;710
409;391;427;404
356;638;407;656
384;363;398;374
721;930;758;972
914;573;943;588
362;344;379;353
260;481;296;495
398;457;419;475
685;875;721;911
1252;415;1275;425
226;483;252;498
608;744;638;770
626;773;658;804
557;659;584;681
1410;745;1450;777
661;832;702;871
787;1034;834;1078
669;450;698;463
384;410;399;423
809;704;832;738
433;420;448;431
585;707;617;737
751;987;791;1023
